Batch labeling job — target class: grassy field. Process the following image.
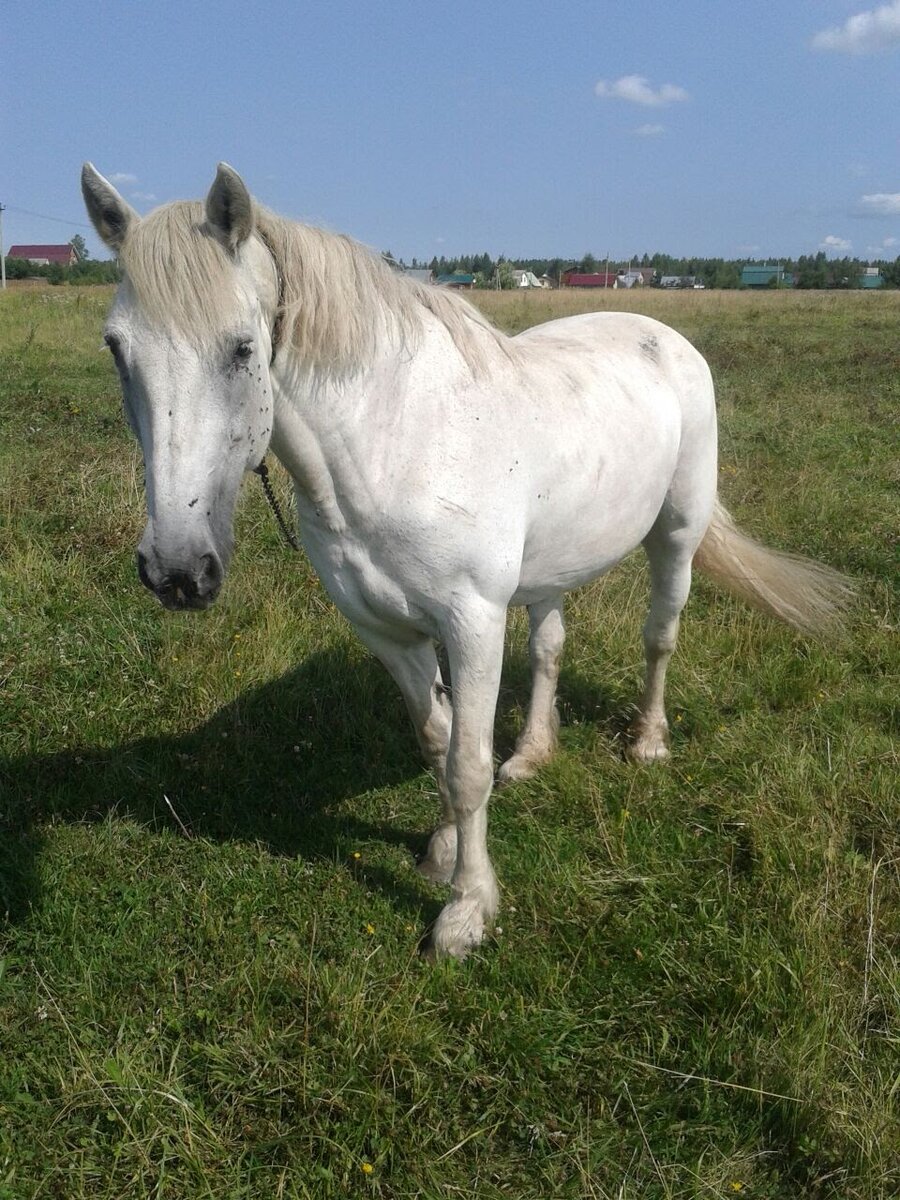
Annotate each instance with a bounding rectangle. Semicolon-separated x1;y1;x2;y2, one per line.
0;285;897;1199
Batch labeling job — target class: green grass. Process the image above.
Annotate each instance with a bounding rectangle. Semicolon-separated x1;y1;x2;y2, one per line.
0;286;897;1198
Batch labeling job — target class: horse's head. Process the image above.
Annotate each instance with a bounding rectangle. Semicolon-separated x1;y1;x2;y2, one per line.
82;162;279;610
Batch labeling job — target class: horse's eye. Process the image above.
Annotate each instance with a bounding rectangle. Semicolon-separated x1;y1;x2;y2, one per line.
234;340;253;362
104;333;128;378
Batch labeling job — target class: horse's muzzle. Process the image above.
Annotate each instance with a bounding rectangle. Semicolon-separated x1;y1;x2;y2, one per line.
137;549;224;610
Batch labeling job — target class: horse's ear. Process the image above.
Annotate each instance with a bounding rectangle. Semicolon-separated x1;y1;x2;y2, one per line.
205;163;254;254
81;163;139;252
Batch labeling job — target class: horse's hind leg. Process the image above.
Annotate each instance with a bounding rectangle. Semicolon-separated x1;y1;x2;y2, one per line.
498;594;565;784
629;525;697;762
354;628;456;882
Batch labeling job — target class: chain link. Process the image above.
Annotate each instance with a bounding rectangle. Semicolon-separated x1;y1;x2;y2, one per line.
253;459;302;551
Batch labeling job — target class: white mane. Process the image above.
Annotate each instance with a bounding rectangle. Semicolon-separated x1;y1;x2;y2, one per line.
118;199;513;376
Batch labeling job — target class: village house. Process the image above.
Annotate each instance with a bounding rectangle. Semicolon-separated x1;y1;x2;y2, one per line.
8;243;81;267
562;271;619;289
510;269;550;289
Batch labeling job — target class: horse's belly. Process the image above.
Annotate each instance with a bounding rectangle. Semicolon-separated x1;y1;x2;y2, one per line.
512;433;677;603
513;519;646;603
513;517;651;603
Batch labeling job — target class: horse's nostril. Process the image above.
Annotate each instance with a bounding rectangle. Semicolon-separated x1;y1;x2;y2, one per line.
199;552;223;592
137;550;153;591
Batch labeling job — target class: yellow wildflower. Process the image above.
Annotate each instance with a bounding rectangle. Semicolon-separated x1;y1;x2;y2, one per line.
361;1162;374;1175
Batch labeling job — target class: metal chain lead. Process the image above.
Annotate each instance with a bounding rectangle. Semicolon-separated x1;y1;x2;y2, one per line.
253;458;302;551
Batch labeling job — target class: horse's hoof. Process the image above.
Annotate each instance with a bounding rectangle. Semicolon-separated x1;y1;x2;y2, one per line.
430;876;499;961
627;716;670;763
627;737;671;763
417;823;457;884
431;898;486;961
497;753;539;785
416;856;454;885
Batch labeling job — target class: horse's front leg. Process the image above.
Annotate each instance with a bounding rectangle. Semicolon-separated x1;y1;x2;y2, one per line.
431;599;507;960
352;628;456;881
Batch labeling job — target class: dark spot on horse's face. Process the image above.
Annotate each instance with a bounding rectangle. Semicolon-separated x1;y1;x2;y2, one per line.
640;335;660;361
188;497;199;508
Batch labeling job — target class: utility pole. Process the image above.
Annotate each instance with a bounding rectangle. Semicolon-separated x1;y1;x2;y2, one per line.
0;204;6;290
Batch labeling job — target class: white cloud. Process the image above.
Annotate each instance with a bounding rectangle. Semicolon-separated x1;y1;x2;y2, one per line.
820;234;853;252
109;172;138;185
634;123;665;137
867;236;898;253
595;75;688;107
812;0;900;54
858;192;900;215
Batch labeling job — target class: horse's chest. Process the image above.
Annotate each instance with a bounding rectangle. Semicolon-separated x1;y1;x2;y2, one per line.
301;523;438;639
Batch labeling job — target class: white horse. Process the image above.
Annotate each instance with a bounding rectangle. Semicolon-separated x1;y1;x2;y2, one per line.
82;163;851;959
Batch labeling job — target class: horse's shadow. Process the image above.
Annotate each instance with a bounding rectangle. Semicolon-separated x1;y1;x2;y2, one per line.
0;644;625;925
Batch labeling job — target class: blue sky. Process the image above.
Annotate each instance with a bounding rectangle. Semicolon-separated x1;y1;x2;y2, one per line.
4;2;900;263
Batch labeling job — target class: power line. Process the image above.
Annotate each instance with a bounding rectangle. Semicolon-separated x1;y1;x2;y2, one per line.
5;205;93;231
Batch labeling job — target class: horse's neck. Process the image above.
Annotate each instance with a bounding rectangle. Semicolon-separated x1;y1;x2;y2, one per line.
269;309;474;528
279;300;469;420
267;333;410;528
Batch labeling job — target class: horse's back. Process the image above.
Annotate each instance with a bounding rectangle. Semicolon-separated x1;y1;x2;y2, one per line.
505;310;717;602
515;310;713;402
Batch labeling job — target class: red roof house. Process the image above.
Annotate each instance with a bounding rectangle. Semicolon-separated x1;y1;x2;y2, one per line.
7;244;80;266
562;271;619;288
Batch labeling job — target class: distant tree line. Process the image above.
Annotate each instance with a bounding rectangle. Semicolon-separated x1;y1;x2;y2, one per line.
399;249;900;290
7;235;898;291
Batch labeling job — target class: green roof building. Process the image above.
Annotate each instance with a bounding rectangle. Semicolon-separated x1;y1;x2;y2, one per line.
741;264;789;288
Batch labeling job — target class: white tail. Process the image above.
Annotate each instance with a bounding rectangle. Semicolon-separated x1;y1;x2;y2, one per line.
693;500;855;636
